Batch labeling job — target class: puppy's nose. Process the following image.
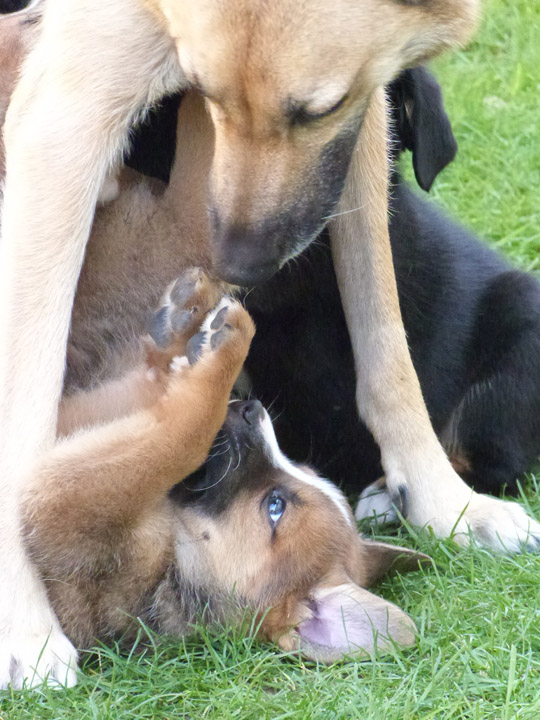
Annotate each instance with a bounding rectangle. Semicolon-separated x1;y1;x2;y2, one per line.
239;399;265;426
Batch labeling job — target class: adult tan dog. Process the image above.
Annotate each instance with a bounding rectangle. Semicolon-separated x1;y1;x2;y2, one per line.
0;0;508;690
23;271;427;672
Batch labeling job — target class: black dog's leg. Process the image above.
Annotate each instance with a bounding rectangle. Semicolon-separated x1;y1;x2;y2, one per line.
442;270;540;495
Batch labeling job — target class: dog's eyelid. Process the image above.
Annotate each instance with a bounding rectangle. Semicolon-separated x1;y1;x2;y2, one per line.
288;93;349;126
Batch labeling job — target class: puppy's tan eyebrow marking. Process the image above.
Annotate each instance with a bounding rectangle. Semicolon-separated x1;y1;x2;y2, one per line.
260;411;352;526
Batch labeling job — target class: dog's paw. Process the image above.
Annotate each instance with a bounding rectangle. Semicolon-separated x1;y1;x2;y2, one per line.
458;492;540;553
372;457;540;554
0;627;78;690
184;297;255;366
148;268;223;351
355;478;399;525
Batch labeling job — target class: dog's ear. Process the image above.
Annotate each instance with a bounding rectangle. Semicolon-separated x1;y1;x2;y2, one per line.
388;67;458;191
276;581;417;663
353;538;432;588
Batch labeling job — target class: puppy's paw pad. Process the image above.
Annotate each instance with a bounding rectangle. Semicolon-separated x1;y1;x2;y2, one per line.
187;299;233;364
186;332;208;365
187;299;253;365
149;306;172;349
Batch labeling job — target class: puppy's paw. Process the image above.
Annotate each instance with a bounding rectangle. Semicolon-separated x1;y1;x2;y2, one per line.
185;298;255;367
149;268;223;349
0;626;78;690
355;478;399;525
145;269;224;372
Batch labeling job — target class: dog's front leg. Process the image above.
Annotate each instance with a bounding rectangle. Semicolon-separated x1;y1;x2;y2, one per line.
0;0;183;689
329;87;540;552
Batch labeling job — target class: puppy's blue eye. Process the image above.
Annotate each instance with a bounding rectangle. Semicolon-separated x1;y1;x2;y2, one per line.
268;493;286;525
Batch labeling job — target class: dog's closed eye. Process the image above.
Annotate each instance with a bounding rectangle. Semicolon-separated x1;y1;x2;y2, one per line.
287;93;349;126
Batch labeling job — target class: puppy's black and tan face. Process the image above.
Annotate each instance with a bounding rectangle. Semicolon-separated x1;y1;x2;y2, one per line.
158;0;478;284
172;400;425;662
172;400;354;598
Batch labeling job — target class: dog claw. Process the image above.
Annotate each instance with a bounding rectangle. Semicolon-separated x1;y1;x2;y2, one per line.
391;485;409;519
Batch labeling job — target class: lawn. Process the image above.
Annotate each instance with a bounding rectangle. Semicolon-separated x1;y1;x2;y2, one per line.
3;0;540;717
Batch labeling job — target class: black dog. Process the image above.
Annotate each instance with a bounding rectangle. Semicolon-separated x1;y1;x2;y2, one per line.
127;68;540;501
242;67;540;499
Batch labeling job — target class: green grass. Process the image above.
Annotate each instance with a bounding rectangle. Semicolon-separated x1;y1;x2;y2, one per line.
3;0;540;717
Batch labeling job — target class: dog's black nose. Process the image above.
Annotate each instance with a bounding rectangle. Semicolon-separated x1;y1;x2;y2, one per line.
214;259;278;287
235;399;265;426
210;221;281;286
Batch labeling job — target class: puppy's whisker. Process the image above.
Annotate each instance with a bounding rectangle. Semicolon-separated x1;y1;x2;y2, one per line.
203;456;233;490
210;438;229;449
205;443;231;461
233;450;242;472
266;394;281;414
269;407;284;424
242;286;255;305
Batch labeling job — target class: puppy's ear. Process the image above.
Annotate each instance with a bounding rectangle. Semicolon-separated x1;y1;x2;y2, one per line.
277;581;417;663
388;66;457;191
353;538;432;588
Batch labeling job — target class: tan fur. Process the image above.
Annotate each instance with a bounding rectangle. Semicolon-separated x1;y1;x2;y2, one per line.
24;282;255;647
21;275;424;658
0;0;482;688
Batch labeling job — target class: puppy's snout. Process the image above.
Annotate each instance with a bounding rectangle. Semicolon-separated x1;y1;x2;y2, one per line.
240;400;265;426
228;399;264;427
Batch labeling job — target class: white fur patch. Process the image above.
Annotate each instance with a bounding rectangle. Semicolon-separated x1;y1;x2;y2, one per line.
260;410;352;527
355;479;398;525
170;355;189;373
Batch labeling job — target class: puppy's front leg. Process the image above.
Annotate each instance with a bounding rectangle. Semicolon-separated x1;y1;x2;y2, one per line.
0;0;183;689
329;87;540;552
58;269;224;435
24;299;255;572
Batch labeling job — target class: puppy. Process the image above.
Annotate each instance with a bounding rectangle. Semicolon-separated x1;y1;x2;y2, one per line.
244;67;540;548
21;271;425;681
0;0;481;686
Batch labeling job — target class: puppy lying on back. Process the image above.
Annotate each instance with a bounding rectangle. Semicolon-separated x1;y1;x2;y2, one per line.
2;15;538;550
22;271;423;672
0;0;483;688
0;33;423;671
